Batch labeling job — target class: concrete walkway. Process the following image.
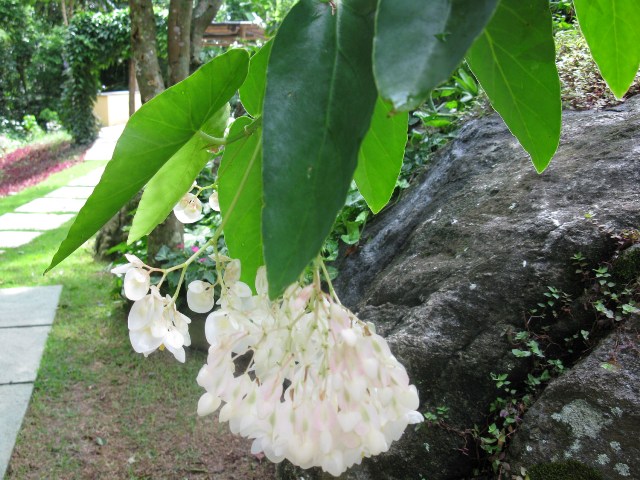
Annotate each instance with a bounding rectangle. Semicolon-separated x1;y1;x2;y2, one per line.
0;286;62;479
0;125;122;478
0;125;123;250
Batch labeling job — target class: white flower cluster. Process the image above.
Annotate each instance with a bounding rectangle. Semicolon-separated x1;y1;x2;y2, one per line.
111;254;191;362
192;260;423;477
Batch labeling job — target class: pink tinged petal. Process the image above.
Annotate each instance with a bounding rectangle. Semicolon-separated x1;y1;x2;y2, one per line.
320;430;333;454
123;268;150;301
150;321;167;338
255;266;268;295
166;344;185;363
173;193;203;223
129;329;163;353
337;411;361;433
124;254;144;267
250;439;264;455
208;191;220;211
187;280;215;313
406;410;424;424
340;328;358;346
224;259;241;284
128;296;153;330
110;263;132;275
398;384;420;410
164;328;185;349
365;429;389;455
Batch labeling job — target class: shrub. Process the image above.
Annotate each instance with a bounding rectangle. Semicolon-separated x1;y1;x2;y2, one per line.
556;29;640;110
0;134;76;196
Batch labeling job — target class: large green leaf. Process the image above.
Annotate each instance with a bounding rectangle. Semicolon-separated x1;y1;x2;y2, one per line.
466;0;560;173
573;0;640;99
218;117;263;288
46;49;249;272
373;0;498;111
239;40;273;117
128;104;229;243
262;0;378;297
354;98;408;214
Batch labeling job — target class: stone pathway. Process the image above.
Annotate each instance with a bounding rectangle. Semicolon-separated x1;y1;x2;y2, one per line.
0;285;62;479
0;125;121;478
0;125;122;249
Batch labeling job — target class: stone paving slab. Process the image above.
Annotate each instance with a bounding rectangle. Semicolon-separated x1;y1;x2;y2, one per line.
0;285;63;328
0;213;74;231
84;141;116;161
44;186;94;199
0;326;52;384
15;197;86;214
0;231;42;248
67;167;105;187
0;383;34;479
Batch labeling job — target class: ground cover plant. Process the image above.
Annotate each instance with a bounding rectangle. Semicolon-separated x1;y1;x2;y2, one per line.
43;0;640;476
0;132;83;197
3;162;273;479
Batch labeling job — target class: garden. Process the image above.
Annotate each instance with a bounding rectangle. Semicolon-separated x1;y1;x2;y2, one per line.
1;0;639;479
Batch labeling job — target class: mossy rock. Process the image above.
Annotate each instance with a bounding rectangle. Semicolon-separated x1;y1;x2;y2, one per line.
528;460;603;480
613;244;640;284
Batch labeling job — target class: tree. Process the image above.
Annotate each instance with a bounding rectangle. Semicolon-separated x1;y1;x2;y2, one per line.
127;0;223;260
190;0;222;70
51;0;640;291
48;0;640;475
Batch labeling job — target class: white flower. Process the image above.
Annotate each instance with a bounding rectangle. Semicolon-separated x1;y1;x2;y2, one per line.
110;253;146;275
208;191;220;211
123;268;150;301
187;280;215;313
196;259;423;476
173;193;203;223
128;286;192;362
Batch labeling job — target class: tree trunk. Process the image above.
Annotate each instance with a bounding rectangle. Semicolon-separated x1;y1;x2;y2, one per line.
129;0;183;263
129;0;165;102
61;0;68;26
168;0;192;85
190;0;222;71
128;57;136;117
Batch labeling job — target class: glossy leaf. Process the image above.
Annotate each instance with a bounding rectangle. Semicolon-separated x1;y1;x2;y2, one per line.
262;0;378;297
573;0;640;99
128;104;229;243
466;0;561;173
218;117;264;288
374;0;498;111
354;98;408;213
239;40;273;117
47;49;249;272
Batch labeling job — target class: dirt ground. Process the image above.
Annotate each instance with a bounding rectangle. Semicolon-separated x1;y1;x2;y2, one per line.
6;296;276;480
8;362;275;480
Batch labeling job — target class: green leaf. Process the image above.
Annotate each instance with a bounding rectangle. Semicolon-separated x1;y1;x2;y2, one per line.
373;0;498;111
46;49;249;272
466;0;561;173
262;0;378;297
218;117;263;288
573;0;640;99
354;97;408;214
239;40;273;117
128;104;229;243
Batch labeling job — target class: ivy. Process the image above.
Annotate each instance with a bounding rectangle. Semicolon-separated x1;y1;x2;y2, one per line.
60;8;167;144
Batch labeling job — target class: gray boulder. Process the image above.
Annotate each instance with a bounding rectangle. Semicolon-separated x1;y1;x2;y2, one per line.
278;96;640;479
507;317;639;479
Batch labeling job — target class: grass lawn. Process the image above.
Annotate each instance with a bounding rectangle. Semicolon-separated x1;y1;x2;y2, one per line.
3;161;274;479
